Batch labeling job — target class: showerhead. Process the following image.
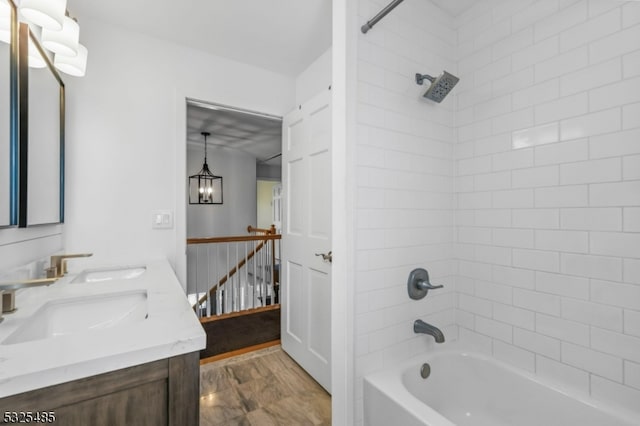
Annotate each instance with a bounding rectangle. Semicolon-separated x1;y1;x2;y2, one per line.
415;71;460;103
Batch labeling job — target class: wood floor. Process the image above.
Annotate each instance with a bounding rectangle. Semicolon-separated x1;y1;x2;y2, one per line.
199;346;331;425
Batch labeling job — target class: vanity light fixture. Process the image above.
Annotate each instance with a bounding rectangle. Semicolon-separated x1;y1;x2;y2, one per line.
41;15;78;56
19;0;66;31
189;132;223;205
53;42;87;76
27;33;46;68
19;1;88;77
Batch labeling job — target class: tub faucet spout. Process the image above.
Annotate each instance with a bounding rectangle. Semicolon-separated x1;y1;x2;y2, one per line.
414;319;445;343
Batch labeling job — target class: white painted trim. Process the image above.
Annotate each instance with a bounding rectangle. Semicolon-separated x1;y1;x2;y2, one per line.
186;98;282;121
331;0;357;423
174;89;188;288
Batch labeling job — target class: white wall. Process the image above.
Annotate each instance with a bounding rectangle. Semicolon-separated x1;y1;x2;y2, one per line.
0;227;62;278
352;1;457;423
453;0;640;414
295;47;332;106
60;17;295;272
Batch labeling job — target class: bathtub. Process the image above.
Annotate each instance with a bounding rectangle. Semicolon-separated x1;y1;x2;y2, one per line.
364;348;640;426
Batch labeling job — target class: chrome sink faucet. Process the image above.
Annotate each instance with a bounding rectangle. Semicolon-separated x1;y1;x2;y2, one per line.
0;278;57;321
48;253;93;278
414;319;445;343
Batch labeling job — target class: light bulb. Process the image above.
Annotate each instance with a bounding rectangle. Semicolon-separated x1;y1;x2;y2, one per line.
199;187;204;194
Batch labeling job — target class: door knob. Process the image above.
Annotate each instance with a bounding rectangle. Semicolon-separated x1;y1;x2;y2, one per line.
315;251;332;263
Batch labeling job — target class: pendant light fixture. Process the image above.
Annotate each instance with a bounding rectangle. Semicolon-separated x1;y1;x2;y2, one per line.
189;132;223;205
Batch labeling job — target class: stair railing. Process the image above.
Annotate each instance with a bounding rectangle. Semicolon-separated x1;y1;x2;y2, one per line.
187;225;281;319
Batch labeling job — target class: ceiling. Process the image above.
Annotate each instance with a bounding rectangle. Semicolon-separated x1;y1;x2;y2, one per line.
65;0;481;79
66;1;472;164
67;0;332;77
186;101;282;165
66;1;328;164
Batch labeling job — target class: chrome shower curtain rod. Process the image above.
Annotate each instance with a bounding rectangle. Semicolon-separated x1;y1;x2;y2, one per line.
361;0;406;33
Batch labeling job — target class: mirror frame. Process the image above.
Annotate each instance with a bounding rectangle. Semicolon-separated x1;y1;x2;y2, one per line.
1;0;18;228
17;23;65;227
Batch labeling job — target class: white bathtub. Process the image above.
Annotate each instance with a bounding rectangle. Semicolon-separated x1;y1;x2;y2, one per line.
364;348;640;426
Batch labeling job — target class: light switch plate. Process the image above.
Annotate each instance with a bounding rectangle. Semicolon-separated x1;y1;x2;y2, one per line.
152;210;173;229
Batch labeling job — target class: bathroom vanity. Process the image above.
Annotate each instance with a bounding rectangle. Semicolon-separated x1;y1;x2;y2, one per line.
0;260;206;425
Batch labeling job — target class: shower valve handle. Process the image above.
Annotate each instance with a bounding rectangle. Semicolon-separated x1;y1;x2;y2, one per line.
408;268;443;300
416;279;443;291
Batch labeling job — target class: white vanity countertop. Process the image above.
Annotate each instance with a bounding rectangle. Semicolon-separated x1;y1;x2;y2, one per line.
0;259;206;398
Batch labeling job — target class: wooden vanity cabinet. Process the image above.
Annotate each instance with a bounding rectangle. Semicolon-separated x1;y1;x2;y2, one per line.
0;351;199;426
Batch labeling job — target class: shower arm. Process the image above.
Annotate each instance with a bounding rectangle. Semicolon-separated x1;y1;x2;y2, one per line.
415;74;435;85
361;0;406;34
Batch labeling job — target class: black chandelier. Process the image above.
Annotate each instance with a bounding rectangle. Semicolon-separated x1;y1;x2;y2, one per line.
189;132;223;204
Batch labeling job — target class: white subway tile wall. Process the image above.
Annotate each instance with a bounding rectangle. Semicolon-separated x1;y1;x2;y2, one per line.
354;0;640;423
453;0;640;414
354;1;457;423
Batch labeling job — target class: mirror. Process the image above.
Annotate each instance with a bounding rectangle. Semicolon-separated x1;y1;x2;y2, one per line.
0;0;17;227
19;24;65;226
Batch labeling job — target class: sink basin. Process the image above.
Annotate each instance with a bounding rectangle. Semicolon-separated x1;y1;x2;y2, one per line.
1;290;148;345
71;265;146;283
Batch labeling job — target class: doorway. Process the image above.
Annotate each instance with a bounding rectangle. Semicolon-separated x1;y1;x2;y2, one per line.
180;92;334;394
257;180;281;231
185;99;284;360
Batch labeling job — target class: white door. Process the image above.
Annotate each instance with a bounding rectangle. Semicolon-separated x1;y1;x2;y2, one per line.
281;89;332;392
